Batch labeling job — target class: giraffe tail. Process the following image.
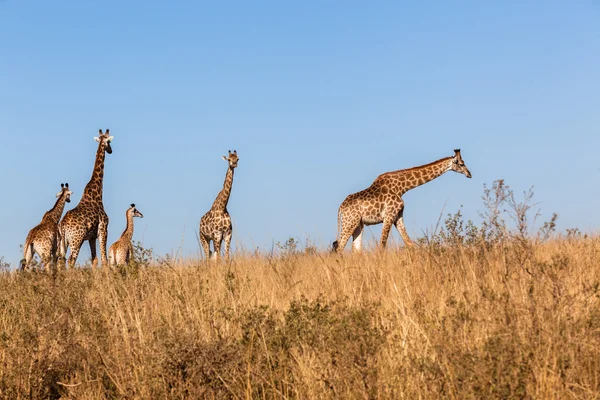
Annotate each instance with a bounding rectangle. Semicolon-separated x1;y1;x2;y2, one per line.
332;206;342;252
20;237;33;270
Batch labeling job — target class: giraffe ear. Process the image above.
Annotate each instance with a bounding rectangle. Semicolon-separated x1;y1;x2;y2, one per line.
107;136;114;142
222;156;228;161
94;137;101;143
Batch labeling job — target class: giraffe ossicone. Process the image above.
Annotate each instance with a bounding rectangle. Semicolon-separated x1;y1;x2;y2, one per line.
199;150;239;261
333;149;472;253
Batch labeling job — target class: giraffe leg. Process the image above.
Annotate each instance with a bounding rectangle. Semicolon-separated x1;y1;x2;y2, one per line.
380;218;394;248
351;222;364;252
68;236;85;269
49;233;60;272
38;239;51;272
223;230;232;260
213;235;222;261
98;218;109;267
109;244;116;267
127;242;134;265
57;233;68;268
199;233;211;260
336;215;361;254
394;207;414;247
89;239;98;268
41;253;52;273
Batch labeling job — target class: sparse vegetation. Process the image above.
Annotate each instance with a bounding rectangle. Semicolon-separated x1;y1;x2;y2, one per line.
1;182;599;399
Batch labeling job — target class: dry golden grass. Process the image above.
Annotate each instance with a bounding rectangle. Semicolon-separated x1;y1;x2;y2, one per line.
1;233;600;399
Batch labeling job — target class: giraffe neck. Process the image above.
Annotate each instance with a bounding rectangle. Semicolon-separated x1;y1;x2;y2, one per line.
120;211;135;241
41;192;69;225
380;157;454;196
212;166;234;211
80;143;106;205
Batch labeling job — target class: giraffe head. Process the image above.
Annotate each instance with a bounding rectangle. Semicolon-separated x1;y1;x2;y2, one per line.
56;183;74;203
94;129;114;154
221;150;239;169
128;203;144;218
450;149;472;178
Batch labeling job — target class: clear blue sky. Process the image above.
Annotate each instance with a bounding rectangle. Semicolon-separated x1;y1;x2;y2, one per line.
1;1;599;266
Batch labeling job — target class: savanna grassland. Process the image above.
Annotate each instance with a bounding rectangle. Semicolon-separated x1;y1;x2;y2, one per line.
2;181;600;399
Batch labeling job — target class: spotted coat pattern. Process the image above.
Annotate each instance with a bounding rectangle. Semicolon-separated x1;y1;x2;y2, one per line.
21;183;72;271
59;129;113;268
109;204;143;266
200;150;239;260
333;149;472;253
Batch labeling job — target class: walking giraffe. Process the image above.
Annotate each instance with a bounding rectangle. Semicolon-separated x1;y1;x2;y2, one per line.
59;129;113;268
109;204;144;267
20;183;73;271
199;150;239;260
333;149;472;253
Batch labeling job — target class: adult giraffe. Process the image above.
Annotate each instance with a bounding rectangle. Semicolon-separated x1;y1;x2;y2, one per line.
333;149;472;252
59;129;113;268
199;150;239;261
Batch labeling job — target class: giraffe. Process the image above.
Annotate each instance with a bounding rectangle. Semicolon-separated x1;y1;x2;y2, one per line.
21;183;73;271
199;150;239;261
333;149;472;253
59;129;113;268
109;204;144;267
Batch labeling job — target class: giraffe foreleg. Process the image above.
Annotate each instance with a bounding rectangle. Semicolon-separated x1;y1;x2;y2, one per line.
126;242;134;265
380;218;394;248
394;207;414;247
98;218;109;267
335;213;360;254
223;230;232;260
68;236;85;269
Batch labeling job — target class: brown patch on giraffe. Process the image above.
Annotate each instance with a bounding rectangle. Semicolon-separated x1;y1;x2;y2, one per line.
59;129;113;268
21;183;73;271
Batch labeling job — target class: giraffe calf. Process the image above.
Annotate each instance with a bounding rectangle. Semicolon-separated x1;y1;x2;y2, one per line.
109;204;144;267
21;183;73;271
